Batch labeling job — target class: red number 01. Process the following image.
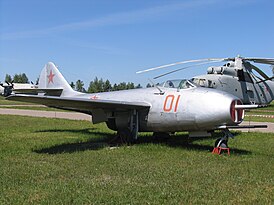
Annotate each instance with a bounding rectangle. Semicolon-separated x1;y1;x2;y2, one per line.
163;95;181;112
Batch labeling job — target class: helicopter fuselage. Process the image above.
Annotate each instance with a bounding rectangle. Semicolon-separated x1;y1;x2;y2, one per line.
192;64;274;105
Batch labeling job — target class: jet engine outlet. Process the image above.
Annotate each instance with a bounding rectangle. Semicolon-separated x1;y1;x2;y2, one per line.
230;100;244;123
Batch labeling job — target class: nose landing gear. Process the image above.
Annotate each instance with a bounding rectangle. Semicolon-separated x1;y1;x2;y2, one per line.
212;129;233;155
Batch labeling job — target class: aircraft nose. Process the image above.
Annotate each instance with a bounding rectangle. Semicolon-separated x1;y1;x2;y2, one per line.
193;90;243;128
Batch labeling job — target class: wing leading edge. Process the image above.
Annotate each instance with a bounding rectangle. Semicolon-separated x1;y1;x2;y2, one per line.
7;94;151;112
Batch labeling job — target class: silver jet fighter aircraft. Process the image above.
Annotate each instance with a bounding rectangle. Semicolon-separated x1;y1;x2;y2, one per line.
7;62;264;147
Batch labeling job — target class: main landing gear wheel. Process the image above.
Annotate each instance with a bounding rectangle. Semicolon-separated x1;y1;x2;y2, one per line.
108;130;135;145
214;138;228;148
212;129;233;155
214;128;234;148
117;129;136;144
110;110;139;145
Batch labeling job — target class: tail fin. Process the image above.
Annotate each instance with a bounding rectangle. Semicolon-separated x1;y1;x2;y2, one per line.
39;62;76;96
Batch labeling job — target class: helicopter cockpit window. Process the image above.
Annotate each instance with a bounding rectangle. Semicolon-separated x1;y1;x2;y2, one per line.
237;70;253;83
244;72;253;83
162;80;194;89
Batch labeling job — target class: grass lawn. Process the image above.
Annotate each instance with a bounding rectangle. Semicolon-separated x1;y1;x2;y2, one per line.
0;115;273;204
0;106;69;112
244;116;274;123
0;96;33;105
246;110;274;115
242;101;274;122
256;101;274;111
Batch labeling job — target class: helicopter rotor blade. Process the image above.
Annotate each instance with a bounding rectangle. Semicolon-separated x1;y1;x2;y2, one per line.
247;63;270;80
136;58;225;74
244;58;274;65
137;56;274;80
153;60;223;79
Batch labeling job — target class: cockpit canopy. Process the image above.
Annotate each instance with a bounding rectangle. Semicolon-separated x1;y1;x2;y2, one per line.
159;79;195;89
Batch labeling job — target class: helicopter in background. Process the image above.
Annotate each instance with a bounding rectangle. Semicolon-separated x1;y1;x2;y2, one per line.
137;56;274;105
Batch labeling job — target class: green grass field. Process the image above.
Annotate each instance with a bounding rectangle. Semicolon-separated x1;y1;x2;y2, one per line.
0;96;31;105
0;115;273;204
245;101;274;122
0;105;69;112
0;96;69;112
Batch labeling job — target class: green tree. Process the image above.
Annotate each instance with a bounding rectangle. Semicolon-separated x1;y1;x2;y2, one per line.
127;82;135;89
13;73;29;83
88;77;107;93
117;82;127;90
113;83;118;91
88;77;97;93
146;83;152;88
88;81;95;93
76;80;85;92
5;74;12;83
103;79;112;92
98;78;104;92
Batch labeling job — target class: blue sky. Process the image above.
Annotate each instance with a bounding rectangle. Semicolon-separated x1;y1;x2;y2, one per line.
1;0;274;87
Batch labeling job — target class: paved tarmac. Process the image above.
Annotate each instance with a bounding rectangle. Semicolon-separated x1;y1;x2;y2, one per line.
0;108;91;121
0;108;273;133
236;121;274;133
0;104;45;107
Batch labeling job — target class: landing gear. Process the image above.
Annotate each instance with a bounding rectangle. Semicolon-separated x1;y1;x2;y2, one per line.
117;129;135;144
212;129;233;155
114;110;139;144
215;138;228;148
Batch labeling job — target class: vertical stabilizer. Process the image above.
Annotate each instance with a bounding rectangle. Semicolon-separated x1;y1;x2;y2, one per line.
38;62;76;96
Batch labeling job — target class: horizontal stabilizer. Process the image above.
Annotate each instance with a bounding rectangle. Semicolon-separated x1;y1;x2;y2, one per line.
13;88;63;96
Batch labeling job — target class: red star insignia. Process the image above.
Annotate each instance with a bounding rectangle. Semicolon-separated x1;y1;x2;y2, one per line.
90;95;99;100
47;70;55;84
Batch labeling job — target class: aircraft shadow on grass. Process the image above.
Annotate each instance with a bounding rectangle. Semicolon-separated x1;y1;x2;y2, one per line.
33;128;251;155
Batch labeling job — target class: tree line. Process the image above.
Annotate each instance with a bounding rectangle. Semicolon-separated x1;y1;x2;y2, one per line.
5;73;29;84
70;77;148;93
4;73;153;93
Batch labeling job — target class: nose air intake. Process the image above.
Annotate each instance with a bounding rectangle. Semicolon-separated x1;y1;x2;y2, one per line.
230;100;244;123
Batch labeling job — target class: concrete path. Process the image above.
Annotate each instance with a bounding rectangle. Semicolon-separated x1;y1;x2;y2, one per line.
0;108;273;133
235;121;274;133
0;104;46;107
0;108;91;121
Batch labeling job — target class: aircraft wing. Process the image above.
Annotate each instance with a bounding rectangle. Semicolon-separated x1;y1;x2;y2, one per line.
7;94;151;112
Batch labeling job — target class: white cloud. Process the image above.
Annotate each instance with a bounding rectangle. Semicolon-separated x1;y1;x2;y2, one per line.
0;0;254;40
